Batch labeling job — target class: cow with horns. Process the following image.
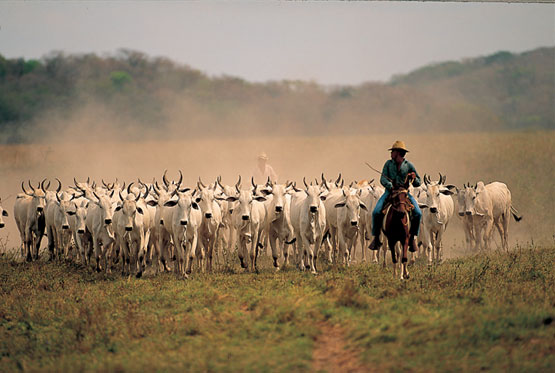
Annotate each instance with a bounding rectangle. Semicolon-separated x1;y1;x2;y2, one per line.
419;174;455;265
14;180;47;261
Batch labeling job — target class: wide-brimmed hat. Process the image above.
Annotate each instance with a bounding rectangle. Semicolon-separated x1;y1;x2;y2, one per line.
257;152;269;160
388;140;409;152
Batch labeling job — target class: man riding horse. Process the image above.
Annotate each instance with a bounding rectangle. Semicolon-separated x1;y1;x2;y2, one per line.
369;140;422;253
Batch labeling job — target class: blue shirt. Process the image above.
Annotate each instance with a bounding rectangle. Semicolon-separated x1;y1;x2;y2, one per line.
380;159;421;191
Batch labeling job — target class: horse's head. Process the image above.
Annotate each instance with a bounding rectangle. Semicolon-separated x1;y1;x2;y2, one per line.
390;187;410;214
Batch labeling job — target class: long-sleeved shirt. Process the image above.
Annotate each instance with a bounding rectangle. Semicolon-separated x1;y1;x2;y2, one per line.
380;159;421;191
252;164;278;184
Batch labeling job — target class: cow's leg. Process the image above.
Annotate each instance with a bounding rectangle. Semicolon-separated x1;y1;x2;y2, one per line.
269;231;280;270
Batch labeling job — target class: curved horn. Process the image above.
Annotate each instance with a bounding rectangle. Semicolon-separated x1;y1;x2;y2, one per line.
22;181;32;196
292;182;301;193
127;182;134;195
251;176;257;188
217;176;224;190
55;178;62;193
93;191;101;202
121;181;126;191
119;190;125;202
267;177;272;187
303;177;309;190
335;173;342;185
86;177;90;185
102;179;109;188
162;170;170;188
28;180;35;193
42;179;50;191
56;191;62;203
235;175;242;190
340;179;344;188
138;183;147;201
198;177;206;189
176;170;183;188
438;173;443;184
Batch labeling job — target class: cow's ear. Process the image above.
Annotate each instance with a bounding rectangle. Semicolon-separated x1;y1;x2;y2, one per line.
260;188;272;196
254;196;267;202
146;200;158;207
419;204;428;209
192;202;199;210
226;196;238;202
359;202;368;211
334;202;346;208
164;200;178;207
440;189;454;196
137;207;144;215
2;210;8;217
115;205;122;212
66;211;76;216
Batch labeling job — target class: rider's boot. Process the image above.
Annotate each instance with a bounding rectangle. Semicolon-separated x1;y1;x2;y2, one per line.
369;235;382;251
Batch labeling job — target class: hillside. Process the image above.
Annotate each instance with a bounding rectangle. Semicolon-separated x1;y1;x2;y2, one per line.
0;47;553;143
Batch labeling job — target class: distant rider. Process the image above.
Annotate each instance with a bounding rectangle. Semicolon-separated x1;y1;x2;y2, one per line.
369;140;422;253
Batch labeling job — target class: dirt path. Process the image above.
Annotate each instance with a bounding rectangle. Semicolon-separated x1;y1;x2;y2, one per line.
312;322;370;373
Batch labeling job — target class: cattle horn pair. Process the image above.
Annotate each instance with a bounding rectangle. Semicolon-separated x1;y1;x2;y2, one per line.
335;173;342;187
303;177;310;190
198;177;206;190
439;173;446;185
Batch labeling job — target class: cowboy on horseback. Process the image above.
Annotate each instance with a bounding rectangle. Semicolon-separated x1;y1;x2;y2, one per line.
369;140;422;253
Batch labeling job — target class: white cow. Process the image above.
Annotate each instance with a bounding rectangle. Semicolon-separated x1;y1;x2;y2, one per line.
113;185;150;277
333;188;367;266
14;181;47;261
196;180;223;272
419;174;455;265
163;190;202;277
456;184;476;250
150;171;183;272
85;191;116;272
464;181;521;251
290;180;327;274
67;199;89;265
225;186;267;273
215;176;241;262
262;181;296;270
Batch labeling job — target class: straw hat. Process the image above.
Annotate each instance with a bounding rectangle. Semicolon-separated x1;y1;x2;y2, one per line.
388;140;409;152
257;152;269;160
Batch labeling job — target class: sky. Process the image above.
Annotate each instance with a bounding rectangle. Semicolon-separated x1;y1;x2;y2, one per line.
0;1;553;86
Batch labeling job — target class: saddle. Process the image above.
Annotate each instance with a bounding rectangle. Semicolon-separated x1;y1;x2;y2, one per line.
382;189;414;215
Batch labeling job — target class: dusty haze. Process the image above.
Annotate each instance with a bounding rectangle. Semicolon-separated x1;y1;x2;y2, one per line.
1;113;552;260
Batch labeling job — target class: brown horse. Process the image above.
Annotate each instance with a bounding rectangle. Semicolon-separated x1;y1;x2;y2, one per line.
382;187;412;279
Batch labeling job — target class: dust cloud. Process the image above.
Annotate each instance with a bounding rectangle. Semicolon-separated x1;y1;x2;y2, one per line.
0;107;553;260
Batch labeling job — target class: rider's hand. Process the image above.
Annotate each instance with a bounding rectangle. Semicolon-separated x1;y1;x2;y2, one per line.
408;172;416;180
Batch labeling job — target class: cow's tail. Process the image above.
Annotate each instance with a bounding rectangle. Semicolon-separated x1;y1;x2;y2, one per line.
510;205;522;222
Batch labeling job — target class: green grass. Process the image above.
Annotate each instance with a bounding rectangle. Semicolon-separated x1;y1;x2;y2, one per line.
1;245;554;372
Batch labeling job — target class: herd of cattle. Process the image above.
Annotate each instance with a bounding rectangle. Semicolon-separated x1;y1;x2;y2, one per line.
0;172;521;278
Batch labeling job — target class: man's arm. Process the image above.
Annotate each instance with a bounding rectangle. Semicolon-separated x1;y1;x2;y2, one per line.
408;162;421;187
380;162;393;190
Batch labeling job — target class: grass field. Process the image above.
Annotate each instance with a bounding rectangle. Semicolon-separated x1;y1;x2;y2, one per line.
0;131;553;371
0;245;553;372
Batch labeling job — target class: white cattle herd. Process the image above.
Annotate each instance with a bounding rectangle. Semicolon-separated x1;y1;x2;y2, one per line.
2;172;521;278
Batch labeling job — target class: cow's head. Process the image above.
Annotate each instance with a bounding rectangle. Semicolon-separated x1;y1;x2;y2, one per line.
164;189;199;227
67;200;88;234
22;179;47;214
303;178;326;214
334;189;367;227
